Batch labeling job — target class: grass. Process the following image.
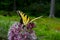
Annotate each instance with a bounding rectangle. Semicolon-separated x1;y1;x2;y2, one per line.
0;15;60;40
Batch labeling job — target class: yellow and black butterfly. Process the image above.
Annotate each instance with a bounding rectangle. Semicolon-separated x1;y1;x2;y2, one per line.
17;10;43;25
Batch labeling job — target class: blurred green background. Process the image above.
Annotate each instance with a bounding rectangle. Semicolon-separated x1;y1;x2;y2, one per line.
0;0;60;40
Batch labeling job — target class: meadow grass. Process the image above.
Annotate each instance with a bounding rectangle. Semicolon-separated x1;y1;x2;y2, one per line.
0;16;60;40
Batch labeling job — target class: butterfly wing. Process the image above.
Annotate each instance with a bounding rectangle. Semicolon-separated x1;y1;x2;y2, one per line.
19;12;30;25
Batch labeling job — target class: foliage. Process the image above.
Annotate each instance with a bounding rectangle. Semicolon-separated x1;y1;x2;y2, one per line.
0;10;17;16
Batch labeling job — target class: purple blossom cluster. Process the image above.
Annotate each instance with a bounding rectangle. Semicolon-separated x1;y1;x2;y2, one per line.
27;22;35;29
8;22;37;40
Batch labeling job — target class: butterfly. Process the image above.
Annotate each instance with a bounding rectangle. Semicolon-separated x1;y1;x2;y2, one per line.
17;10;43;25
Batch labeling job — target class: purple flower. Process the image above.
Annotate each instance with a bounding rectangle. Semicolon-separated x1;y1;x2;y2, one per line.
27;22;35;29
8;22;23;40
8;22;37;40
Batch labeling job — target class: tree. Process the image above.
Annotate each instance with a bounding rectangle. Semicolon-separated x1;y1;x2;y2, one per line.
49;0;55;18
13;0;16;11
